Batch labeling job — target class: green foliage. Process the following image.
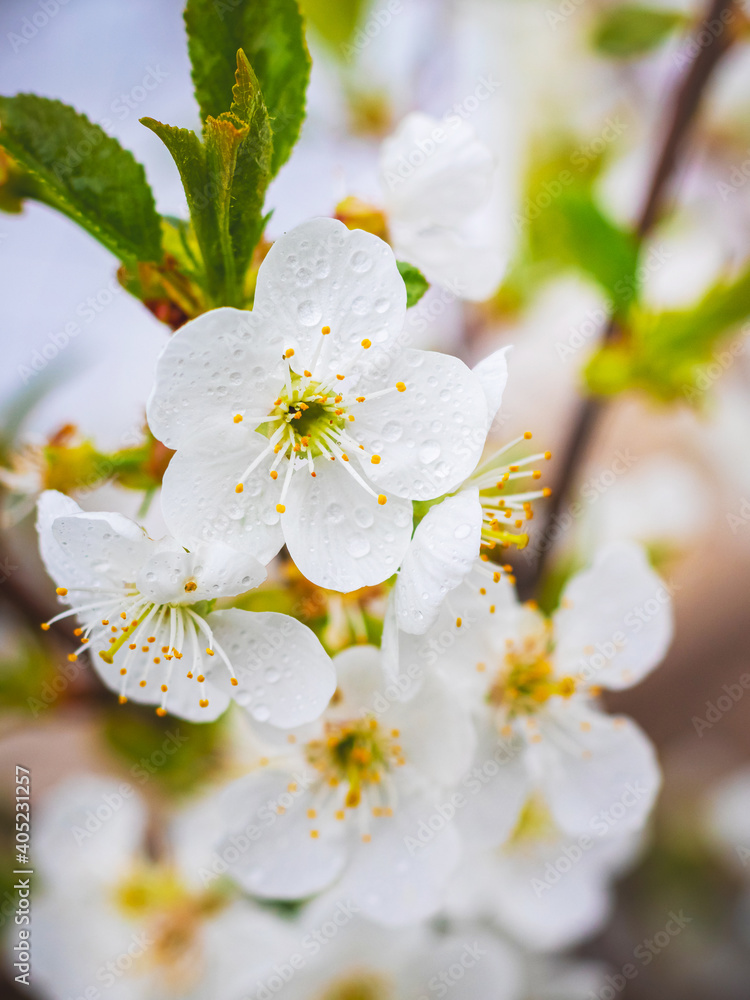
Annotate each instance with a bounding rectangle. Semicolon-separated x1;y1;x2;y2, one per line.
184;0;310;176
585;266;750;402
527;190;639;313
142;50;273;307
300;0;367;51
0;94;162;263
0;638;57;715
102;702;229;797
592;5;686;59
397;261;429;308
501;139;638;315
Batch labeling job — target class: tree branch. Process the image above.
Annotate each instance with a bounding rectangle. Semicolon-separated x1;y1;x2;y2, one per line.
522;0;739;600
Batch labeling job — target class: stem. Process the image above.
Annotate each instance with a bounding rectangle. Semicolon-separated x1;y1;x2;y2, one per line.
521;0;738;600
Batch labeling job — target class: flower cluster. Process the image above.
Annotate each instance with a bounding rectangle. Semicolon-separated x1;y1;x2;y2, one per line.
34;215;673;991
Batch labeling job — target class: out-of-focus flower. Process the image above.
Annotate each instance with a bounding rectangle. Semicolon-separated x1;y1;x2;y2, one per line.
250;904;524;1000
149;218;493;592
447;796;642;951
574;452;711;561
36;490;335;725
378;112;506;300
706;767;750;875
215;644;473;925
26;775;295;1000
394;543;672;840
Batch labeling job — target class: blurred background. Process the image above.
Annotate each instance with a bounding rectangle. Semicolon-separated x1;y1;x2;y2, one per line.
1;0;750;997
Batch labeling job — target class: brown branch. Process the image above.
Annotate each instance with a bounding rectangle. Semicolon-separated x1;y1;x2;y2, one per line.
521;0;739;600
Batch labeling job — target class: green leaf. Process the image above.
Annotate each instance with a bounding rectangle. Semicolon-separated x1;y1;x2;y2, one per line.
140;118;221;289
208;50;273;282
499;140;637;314
0;94;162;262
141;52;273;307
592;5;685;59
527;189;639;312
585;266;750;402
184;0;310;176
397;260;429;308
300;0;366;51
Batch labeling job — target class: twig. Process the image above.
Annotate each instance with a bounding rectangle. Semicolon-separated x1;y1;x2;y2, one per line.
522;0;738;600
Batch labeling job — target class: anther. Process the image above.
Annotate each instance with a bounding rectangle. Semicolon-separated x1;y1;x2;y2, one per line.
396;381;406;392
234;414;243;423
378;495;387;505
55;587;68;596
235;483;244;493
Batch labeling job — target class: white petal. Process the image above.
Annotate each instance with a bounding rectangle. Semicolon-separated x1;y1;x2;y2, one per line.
160;421;284;565
468;837;636;951
282;457;413;592
218;770;348;898
327;644;386;719
354;349;488;499
455;719;530;850
200;902;299;998
389;561;517;692
380;113;494;228
34;774;146;888
472;346;512;433
403;931;523;1000
391;222;506;301
339;790;461;926
535;702;661;837
36;490;89;589
253;217;407;379
388;670;476;785
47;504;151;596
146;306;286;450
395;488;482;634
136;541;266;605
208;610;336;727
553;541;674;690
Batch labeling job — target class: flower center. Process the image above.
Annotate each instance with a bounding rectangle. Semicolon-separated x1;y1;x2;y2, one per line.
487;629;575;717
232;330;406;508
265;372;348;460
43;589;238;716
319;972;392;1000
114;867;228;990
307;716;404;809
504;795;557;850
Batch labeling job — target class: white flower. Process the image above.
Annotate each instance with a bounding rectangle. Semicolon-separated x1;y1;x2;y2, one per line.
379;112;505;300
394;542;673;839
254;902;523;1000
706;767;750;875
215;644;474;925
446;796;642;951
36;490;334;726
391;346;551;635
28;775;296;1000
147;218;493;593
